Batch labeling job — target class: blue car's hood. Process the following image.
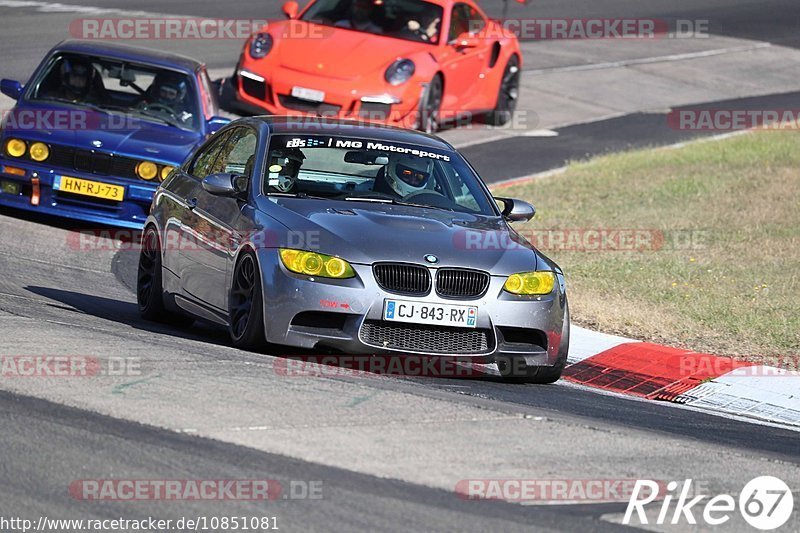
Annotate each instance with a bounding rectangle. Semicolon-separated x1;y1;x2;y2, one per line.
3;102;203;165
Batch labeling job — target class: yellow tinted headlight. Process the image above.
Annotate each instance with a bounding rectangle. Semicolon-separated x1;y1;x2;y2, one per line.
136;161;158;180
29;142;50;162
160;166;175;181
503;271;556;295
279;249;355;279
5;138;26;158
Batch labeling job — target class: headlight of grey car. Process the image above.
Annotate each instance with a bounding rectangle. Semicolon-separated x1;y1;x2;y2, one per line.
503;271;556;295
279;248;356;279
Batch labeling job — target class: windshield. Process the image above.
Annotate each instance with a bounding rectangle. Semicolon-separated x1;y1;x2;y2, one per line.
28;53;201;131
301;0;443;44
264;134;496;215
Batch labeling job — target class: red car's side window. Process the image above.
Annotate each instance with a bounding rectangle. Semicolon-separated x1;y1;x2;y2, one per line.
448;3;485;41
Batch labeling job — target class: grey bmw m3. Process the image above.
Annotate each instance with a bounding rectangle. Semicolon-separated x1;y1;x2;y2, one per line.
137;116;569;382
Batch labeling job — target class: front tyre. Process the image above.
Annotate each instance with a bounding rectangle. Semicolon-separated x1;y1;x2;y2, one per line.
417;75;443;134
229;251;267;350
484;56;520;127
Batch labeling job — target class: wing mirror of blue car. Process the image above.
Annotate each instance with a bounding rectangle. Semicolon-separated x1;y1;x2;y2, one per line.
202;172;247;198
1;79;23;100
206;116;230;135
496;197;535;223
282;0;299;19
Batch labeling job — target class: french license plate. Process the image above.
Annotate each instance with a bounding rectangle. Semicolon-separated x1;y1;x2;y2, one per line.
291;86;325;102
383;299;478;328
54;176;124;201
0;180;21;195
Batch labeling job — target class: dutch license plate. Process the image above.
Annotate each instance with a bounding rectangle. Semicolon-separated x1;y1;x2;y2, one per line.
383;299;478;328
54;176;124;201
291;86;326;102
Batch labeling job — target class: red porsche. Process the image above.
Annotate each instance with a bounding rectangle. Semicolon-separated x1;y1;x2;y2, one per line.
232;0;522;132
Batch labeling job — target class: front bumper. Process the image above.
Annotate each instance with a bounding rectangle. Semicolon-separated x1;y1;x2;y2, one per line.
234;63;424;128
0;158;156;228
256;248;567;367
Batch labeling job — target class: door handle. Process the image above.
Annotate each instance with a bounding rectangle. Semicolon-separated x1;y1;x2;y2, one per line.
186;197;198;210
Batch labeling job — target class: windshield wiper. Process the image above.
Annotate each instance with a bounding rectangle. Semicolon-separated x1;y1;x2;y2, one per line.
37;97;140;116
343;195;454;212
133;109;181;128
37;97;107;113
266;191;330;200
343;196;393;203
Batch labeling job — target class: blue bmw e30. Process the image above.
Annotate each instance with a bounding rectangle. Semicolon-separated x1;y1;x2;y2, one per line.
0;40;228;228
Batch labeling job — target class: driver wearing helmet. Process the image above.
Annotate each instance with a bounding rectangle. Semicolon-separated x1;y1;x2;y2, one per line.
266;148;305;193
144;74;193;126
156;78;186;108
379;154;434;198
45;58;103;103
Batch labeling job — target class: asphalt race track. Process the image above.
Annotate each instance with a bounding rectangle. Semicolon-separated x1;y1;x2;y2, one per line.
1;1;799;531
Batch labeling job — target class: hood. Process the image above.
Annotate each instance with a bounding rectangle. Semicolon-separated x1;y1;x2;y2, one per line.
262;198;542;276
3;102;203;165
272;22;426;81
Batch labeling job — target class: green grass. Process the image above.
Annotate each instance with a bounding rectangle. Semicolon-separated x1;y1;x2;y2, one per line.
495;131;800;359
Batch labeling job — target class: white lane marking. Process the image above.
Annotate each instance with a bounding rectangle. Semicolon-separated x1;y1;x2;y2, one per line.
522;42;774;77
0;0;185;17
451;129;559;150
561;380;800;432
490;166;568;189
522;129;559;137
677;369;800;427
489;129;756;189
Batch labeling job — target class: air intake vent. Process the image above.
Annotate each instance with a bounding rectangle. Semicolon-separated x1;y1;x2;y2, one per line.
360;320;491;354
373;263;431;295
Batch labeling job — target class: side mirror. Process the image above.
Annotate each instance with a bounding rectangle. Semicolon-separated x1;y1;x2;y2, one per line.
282;1;300;19
206;116;229;135
202;172;247;198
496;197;535;222
1;79;23;100
451;32;480;50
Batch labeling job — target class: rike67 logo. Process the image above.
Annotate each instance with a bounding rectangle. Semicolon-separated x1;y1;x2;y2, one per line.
624;477;794;530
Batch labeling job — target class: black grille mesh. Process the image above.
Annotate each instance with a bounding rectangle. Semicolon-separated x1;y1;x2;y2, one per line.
47;144;140;180
373;263;431;295
436;269;490;298
360;320;490;354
